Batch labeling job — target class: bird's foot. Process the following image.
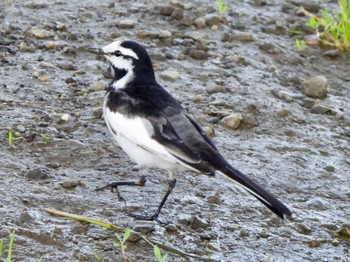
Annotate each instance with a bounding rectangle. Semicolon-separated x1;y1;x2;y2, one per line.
128;213;165;224
95;176;147;202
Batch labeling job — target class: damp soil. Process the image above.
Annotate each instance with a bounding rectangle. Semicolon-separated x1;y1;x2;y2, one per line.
1;0;350;261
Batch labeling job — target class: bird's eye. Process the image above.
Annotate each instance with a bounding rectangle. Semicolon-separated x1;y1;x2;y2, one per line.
113;50;122;57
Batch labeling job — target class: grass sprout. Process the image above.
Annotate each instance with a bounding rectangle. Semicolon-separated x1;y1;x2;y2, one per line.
217;0;228;15
7;131;13;146
306;0;350;50
114;228;131;261
295;39;306;51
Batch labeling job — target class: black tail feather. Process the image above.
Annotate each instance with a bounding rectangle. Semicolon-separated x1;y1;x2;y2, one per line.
220;164;292;219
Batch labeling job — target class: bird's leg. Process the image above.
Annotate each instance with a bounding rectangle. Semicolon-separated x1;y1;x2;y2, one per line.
95;175;147;202
129;171;177;223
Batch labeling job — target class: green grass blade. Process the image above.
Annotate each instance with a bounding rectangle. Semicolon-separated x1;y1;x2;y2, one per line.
0;239;3;255
7;229;15;262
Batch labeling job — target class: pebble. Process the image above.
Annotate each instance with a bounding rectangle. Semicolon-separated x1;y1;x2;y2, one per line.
309;240;321;248
310;103;337;115
171;8;184;20
240;115;257;129
206;193;222;204
165;224;178;232
181;15;193;26
202;126;215;137
16;124;26;133
220;113;242;130
92;107;103;118
206;85;224;94
232;32;254;42
26;168;49;180
277;109;291;117
324;165;335;172
189;49;208;60
57;62;75;71
60;113;70;122
336;224;350;238
204;14;220;26
190;216;209;230
194;17;206;28
184;31;206;43
132;221;154;233
89;80;106;92
158;30;172;38
39;62;57;69
31;28;54;39
271;89;295;102
118;19;137;29
159;70;180;81
296;223;312;235
302;76;328;99
191;95;203;103
159;6;174;16
61;180;80;189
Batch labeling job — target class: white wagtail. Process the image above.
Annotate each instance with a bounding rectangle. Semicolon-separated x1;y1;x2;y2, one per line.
88;40;292;221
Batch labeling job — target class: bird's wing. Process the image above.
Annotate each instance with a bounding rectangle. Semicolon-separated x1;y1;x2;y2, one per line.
149;106;221;175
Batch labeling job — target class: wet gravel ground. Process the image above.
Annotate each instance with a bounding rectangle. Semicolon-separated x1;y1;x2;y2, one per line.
1;0;350;261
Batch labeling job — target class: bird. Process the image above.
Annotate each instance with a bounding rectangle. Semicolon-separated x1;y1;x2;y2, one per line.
88;40;292;222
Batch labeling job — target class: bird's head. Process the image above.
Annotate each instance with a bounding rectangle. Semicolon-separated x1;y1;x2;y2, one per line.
88;40;155;90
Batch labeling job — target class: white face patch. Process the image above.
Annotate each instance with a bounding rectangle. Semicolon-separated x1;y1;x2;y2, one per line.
102;41;139;89
102;41;139;60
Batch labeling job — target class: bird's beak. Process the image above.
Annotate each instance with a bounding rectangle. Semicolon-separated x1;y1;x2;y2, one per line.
86;47;105;55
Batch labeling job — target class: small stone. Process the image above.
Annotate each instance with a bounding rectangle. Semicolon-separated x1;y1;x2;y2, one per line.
204;14;220;27
158;30;172;38
171;8;184;20
232;32;254;42
60;113;70;122
207;193;222;205
190;216;209;230
191;95;203;103
181;15;193;26
272;89;295;103
202;126;215;137
39;62;57;69
177;218;190;226
310;103;337;115
165;224;178;232
92;107;103;118
61;180;80;189
160;70;180;81
26;168;48;180
332;239;340;246
302;76;328;99
240;115;257;129
303;3;321;13
323;49;341;58
16;124;26;133
324;165;335;172
277;109;291;117
184;31;206;43
118;19;137;29
255;0;267;6
57;62;75;71
220;113;243;130
206;85;224;94
194;17;206;28
31;28;54;39
189;49;208;60
336;224;350;238
309;240;321;248
132;221;154;233
89;80;106;92
296;223;312;235
159;6;175;16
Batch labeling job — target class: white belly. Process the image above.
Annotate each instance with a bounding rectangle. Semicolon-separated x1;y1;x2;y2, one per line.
103;101;182;170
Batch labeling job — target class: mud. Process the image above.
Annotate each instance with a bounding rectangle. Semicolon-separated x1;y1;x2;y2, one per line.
1;0;349;261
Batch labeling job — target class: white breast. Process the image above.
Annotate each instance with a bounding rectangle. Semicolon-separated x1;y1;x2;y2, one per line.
103;98;183;171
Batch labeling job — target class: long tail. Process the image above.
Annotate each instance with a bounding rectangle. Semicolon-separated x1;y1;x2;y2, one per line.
219;164;292;219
